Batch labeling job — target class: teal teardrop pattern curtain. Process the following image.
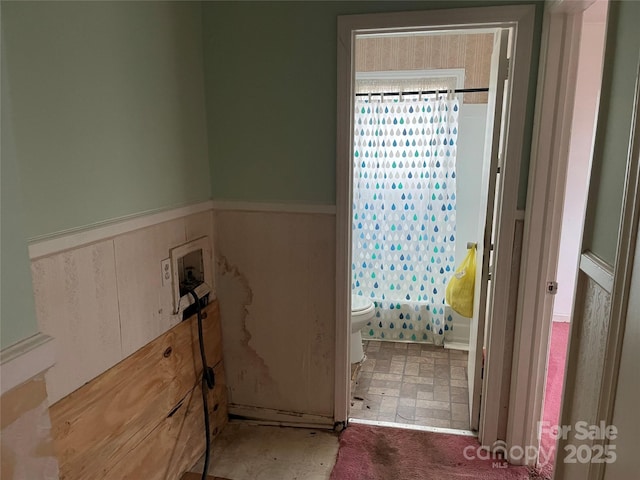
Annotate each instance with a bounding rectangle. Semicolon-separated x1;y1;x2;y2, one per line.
352;94;458;345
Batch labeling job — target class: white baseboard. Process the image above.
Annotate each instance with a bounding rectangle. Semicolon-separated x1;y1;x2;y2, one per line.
228;404;334;429
552;313;571;323
0;333;56;395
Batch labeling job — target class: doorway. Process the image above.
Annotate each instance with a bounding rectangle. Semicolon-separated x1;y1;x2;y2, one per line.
348;28;500;433
335;5;536;447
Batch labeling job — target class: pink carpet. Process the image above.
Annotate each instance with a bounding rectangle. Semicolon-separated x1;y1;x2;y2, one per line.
538;321;570;476
330;424;544;479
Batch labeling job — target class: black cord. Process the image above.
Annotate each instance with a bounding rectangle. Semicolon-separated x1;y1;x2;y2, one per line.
189;289;215;480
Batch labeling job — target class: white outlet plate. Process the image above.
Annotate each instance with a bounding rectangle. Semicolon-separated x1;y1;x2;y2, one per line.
161;258;171;287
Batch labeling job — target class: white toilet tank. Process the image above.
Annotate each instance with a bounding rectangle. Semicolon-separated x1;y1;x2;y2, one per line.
350;294;375;364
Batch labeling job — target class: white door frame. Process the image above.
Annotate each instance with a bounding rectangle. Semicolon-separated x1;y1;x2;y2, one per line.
335;5;536;445
506;0;601;465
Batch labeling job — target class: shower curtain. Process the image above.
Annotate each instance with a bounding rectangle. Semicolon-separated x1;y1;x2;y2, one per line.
352;93;459;345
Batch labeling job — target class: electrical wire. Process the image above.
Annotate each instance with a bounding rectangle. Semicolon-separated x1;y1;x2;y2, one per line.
189;289;215;480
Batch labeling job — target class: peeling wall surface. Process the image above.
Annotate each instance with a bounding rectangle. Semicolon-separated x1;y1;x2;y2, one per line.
0;374;59;480
214;210;336;417
30;211;216;404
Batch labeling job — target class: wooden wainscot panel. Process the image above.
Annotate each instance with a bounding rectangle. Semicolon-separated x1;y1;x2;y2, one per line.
50;300;228;480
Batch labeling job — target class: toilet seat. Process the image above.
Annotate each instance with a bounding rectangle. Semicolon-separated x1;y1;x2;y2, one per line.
351;295;375;317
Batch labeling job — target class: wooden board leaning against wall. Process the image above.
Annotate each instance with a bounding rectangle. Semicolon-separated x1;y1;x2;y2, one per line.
49;300;228;480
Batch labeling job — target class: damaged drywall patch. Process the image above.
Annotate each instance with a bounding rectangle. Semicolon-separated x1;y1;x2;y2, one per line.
0;376;59;480
216;253;277;395
0;403;60;480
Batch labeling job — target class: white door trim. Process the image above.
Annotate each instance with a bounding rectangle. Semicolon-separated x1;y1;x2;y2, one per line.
471;28;509;432
478;13;535;446
507;0;599;465
335;5;536;435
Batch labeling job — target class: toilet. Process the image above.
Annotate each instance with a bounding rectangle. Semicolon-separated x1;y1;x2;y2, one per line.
351;294;375;364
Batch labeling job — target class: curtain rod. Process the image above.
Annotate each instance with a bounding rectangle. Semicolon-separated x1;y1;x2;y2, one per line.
355;87;489;97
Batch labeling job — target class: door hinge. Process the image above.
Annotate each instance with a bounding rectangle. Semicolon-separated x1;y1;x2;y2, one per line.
505;56;512;81
546;281;558;295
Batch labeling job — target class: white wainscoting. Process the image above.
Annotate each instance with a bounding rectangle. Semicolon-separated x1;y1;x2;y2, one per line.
214;208;336;421
29;204;216;404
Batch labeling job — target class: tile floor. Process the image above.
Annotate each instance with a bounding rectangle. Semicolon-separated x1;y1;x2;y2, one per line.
350;340;471;430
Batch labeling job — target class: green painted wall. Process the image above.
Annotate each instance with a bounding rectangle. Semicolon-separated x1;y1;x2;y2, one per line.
583;0;640;265
3;1;211;239
203;0;542;208
1;26;39;349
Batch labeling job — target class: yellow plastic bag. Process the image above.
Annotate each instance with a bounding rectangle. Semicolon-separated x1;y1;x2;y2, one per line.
445;246;476;318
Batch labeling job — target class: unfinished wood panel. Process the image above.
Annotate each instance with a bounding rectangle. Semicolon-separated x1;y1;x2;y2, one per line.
31;240;122;405
1;374;59;480
106;366;227;480
215;211;335;418
355;33;493;104
50;301;227;480
114;218;187;357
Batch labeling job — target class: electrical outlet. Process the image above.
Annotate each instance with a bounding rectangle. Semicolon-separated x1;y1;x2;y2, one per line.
161;258;171;287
